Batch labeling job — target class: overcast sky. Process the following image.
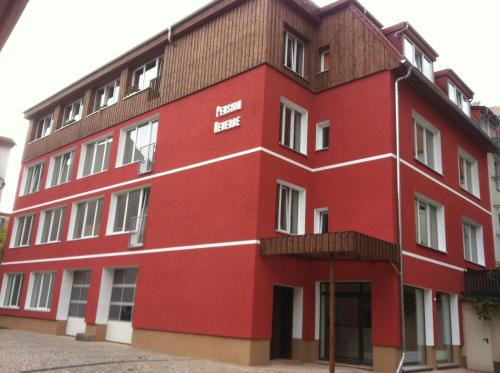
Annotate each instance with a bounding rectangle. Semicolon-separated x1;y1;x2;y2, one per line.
0;0;498;212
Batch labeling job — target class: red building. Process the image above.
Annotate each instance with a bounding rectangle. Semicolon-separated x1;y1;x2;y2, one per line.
0;1;497;372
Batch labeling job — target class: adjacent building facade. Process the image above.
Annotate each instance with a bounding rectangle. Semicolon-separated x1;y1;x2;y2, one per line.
0;1;497;372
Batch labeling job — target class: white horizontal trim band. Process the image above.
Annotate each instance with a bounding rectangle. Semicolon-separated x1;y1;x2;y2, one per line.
402;250;465;272
13;148;392;213
400;159;491;216
0;240;260;266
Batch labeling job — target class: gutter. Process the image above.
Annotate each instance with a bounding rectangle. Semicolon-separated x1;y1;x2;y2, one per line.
394;60;412;373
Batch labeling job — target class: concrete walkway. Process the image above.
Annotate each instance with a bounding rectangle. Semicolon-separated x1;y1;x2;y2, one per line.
0;329;481;373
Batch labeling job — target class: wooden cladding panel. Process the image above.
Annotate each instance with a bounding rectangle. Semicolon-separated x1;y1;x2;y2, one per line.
260;231;400;262
23;0;400;162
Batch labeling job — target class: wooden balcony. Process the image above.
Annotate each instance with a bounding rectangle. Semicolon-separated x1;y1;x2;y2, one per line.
260;231;400;263
464;269;500;299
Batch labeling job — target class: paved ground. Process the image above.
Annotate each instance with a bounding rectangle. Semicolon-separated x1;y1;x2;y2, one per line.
0;329;481;373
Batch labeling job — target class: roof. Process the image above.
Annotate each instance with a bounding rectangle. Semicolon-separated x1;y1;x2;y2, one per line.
383;21;439;61
0;136;15;148
435;68;474;98
0;0;28;52
491;106;500;116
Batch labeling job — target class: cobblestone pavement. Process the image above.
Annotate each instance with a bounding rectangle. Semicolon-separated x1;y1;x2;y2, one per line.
0;329;480;373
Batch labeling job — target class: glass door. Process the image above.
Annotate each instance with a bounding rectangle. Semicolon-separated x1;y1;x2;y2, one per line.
403;286;426;365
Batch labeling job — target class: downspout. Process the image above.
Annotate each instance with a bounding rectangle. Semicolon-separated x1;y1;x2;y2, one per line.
395;61;412;373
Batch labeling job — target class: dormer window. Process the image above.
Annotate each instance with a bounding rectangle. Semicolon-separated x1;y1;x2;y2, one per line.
63;99;83;127
448;82;470;116
33;115;52;141
131;56;163;92
404;37;433;81
94;79;120;111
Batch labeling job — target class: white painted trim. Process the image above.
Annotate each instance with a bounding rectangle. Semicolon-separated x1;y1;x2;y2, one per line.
458;147;480;199
292;287;303;339
276;179;306;235
450;293;460;345
415;192;447;253
412;110;443;174
314;281;320;340
315;121;330;151
424;288;434;346
279;97;308;155
403;250;465;272
314;207;328;234
401;158;491;215
95;268;113;324
1;239;260;266
56;270;73;321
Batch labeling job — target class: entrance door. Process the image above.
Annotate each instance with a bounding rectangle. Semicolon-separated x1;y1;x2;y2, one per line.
105;268;137;344
270;286;294;359
66;270;91;336
319;282;372;365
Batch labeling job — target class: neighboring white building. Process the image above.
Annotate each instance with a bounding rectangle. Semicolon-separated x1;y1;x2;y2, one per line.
0;136;15;205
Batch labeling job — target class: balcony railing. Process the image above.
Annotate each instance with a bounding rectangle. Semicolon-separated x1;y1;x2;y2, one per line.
138;143;156;174
464;269;500;299
129;215;147;248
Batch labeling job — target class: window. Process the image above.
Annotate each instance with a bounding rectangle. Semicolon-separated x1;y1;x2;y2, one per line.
80;136;112;178
120;120;158;166
1;273;24;308
279;98;308;154
415;195;445;252
11;214;34;248
62;99;83;126
26;272;55;311
458;149;479;197
284;31;305;76
413;112;442;173
110;187;150;234
70;198;104;240
463;219;485;265
314;208;329;234
403;286;427;365
48;150;74;187
131;57;163;92
404;37;433;81
319;47;331;72
94;79;120;111
37;206;66;244
275;181;306;235
21;162;43;196
108;268;137;322
68;270;91;318
33;115;52;141
494;160;500;190
448;82;470;116
315;121;330;150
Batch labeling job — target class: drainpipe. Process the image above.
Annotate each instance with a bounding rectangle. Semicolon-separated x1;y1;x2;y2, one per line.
395;61;412;373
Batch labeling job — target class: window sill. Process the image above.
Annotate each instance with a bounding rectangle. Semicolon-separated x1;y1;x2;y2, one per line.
56;119;81;131
459;185;481;200
278;143;308;158
315;146;329;152
275;229;302;236
283;65;310;83
464;259;486;268
24;308;51;313
28;135;50;144
9;245;29;250
76;168;110;180
67;235;99;242
316;69;330;75
18;189;42;198
106;231;130;237
413;157;443;177
87;102;118;117
123;88;147;100
35;240;62;246
416;242;447;255
0;306;20;310
46;180;71;190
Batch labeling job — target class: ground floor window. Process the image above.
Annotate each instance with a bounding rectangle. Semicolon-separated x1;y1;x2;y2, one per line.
27;272;55;311
403;286;426;365
436;292;452;363
319;282;372;365
108;268;137;322
1;273;24;308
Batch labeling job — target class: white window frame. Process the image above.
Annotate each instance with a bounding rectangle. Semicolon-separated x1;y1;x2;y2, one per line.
0;273;24;309
458;148;480;198
275;180;306;235
106;186;150;235
314;208;329;234
94;79;120;112
315;121;330;151
62;98;83;127
46;149;75;188
404;37;433;81
319;48;330;73
284;31;305;76
415;193;446;252
131;56;163;92
36;206;66;245
462;217;485;266
20;161;44;196
33;115;53;141
68;197;104;241
77;135;113;178
448;81;471;116
116;117;158;167
413;111;442;174
279;97;308;155
10;213;35;248
25;271;56;312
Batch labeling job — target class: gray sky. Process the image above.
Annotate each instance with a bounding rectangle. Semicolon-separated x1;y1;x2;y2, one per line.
0;0;498;213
